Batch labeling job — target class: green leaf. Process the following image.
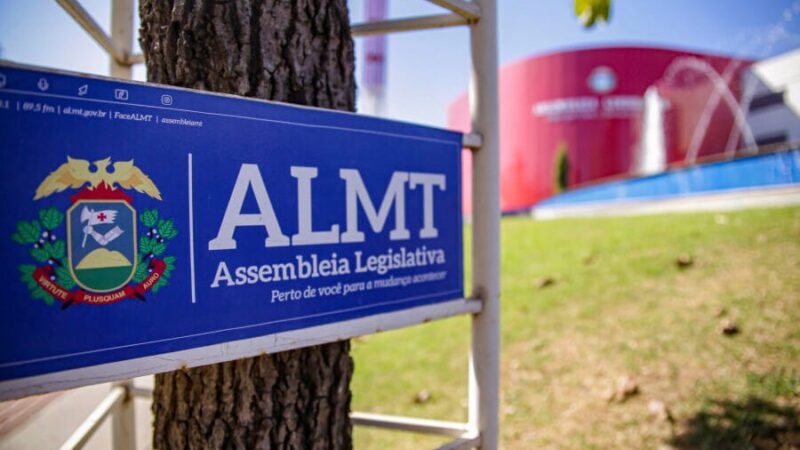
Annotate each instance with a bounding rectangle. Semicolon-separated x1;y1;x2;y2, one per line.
141;209;159;228
44;241;65;260
151;276;168;293
152;242;167;256
31;286;54;305
14;220;41;244
140;236;155;254
157;219;178;240
19;264;35;277
30;247;49;263
55;265;75;289
39;208;64;230
133;261;148;283
19;264;38;290
18;265;55;305
575;0;611;28
161;256;176;280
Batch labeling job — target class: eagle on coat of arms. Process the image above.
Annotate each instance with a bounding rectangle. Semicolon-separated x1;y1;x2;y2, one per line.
34;156;162;200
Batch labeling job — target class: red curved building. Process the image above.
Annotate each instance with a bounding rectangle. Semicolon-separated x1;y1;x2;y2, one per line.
448;46;753;213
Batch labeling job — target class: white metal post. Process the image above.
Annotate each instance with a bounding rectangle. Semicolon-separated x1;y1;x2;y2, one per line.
468;0;500;449
109;0;134;79
111;381;136;450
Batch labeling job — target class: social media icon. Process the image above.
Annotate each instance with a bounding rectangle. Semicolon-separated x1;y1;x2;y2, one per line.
78;85;89;96
0;73;6;89
37;78;49;92
160;94;173;106
114;89;129;101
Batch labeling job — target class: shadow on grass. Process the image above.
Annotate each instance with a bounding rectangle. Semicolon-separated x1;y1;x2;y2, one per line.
669;397;800;449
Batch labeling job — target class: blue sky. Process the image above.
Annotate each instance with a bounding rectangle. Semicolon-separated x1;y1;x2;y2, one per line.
1;0;799;126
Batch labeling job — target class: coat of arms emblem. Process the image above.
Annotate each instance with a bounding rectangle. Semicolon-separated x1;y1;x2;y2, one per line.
12;157;177;309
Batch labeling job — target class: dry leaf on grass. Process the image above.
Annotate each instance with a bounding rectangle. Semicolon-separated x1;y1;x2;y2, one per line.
648;400;673;422
604;376;640;402
676;254;694;269
414;389;431;404
536;276;556;289
720;319;739;335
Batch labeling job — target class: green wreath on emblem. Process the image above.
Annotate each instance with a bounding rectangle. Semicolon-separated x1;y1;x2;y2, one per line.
12;207;176;307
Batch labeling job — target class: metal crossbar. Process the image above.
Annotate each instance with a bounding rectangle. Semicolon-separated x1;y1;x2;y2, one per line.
427;0;482;20
55;0;482;66
435;436;482;450
351;411;470;437
54;0;141;66
59;385;127;450
62;384;478;448
352;13;469;36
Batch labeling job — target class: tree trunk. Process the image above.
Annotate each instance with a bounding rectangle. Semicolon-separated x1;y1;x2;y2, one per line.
138;1;356;448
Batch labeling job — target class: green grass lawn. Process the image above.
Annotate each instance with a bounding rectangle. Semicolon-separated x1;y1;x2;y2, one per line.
350;207;800;449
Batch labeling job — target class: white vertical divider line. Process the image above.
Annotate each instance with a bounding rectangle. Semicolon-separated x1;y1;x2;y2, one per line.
188;153;197;304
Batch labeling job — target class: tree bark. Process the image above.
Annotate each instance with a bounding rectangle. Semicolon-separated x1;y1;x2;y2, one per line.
138;1;355;448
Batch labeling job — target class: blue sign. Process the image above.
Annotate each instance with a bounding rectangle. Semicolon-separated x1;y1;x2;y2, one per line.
0;64;464;393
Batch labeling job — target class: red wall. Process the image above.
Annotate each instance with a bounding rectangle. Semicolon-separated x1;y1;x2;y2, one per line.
448;46;751;213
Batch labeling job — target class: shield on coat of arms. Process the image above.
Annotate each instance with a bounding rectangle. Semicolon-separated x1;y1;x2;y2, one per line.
67;199;137;293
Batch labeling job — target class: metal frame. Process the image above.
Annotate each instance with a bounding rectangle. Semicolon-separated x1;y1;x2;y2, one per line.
47;0;500;448
352;13;469;36
59;383;130;450
55;0;143;69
